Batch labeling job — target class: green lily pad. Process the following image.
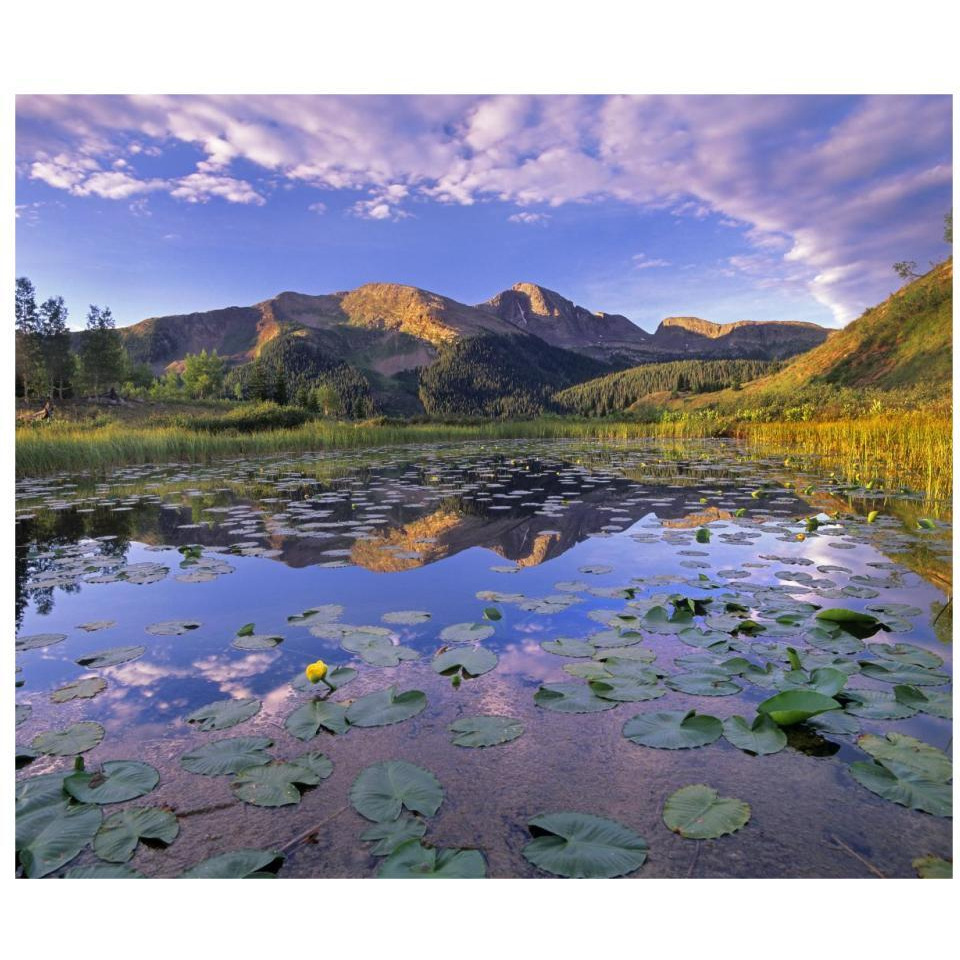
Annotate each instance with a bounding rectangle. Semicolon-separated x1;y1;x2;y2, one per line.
93;807;179;862
666;672;742;696
872;643;943;669
757;690;841;726
290;665;357;692
523;812;648;878
534;682;620;714
341;632;420;666
381;610;432;625
589;677;665;702
857;733;952;782
432;646;498;677
17;800;102;878
722;714;787;755
541;637;596;658
439;622;494;643
913;855;952;879
622;709;723;749
145;620;202;636
231;633;283;651
180;849;284;878
349;760;443;822
448;715;524;748
50;677;107;703
32;721;105;756
858;661;950;687
849;762;951;818
64;760;160;804
893;685;952;719
16;633;67;652
76;620;116;632
360;815;428;856
808;710;861;736
180;737;275;776
231;753;332;807
285;699;350;739
663;784;750;839
184;697;261;731
288;605;344;625
75;645;146;668
843;689;918;720
345;686;428;727
378;840;486;878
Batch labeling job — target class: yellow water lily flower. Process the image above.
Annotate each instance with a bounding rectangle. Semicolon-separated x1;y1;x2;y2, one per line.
305;660;329;684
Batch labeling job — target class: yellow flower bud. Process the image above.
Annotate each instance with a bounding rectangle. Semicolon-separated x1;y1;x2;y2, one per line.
305;660;328;683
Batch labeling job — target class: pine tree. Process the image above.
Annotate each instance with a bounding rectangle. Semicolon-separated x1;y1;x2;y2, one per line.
15;277;42;399
248;359;272;402
80;305;125;397
37;295;74;400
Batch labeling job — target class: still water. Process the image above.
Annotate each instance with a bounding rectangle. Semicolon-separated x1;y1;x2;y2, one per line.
14;438;953;878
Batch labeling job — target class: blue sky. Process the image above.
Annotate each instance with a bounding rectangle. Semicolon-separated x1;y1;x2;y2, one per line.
15;95;952;331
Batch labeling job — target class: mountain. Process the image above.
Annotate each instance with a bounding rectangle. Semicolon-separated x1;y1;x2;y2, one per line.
103;279;830;417
736;259;952;395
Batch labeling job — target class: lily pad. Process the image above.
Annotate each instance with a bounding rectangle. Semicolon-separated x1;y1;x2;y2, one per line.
757;690;841;726
32;721;105;756
534;682;619;714
849;762;951;818
93;807;179;862
285;699;350;739
75;645;146;668
145;620;202;636
722;714;787;755
541;637;596;658
378;840;486;878
349;760;443;822
522;812;648;878
432;646;498;677
381;610;432;625
448;715;524;748
231;633;283;651
50;677;107;703
184;697;261;732
666;673;742;697
622;710;723;749
345;686;428;727
341;632;419;667
439;622;494;643
17;800;102;878
16;633;67;652
913;855;952;879
232;753;332;807
180;849;284;878
64;760;160;804
64;863;146;878
663;784;751;839
360;814;428;856
180;737;275;776
857;733;952;782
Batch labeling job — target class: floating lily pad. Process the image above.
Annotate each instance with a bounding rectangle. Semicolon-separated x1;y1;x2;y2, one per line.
231;752;332;807
184;697;261;732
64;863;146;878
722;714;787;755
145;620;202;636
64;760;160;804
439;622;494;643
541;637;596;658
534;682;620;714
288;605;345;625
448;715;524;748
849;762;951;818
432;646;498;677
893;686;952;719
75;645;146;668
231;633;283;651
341;632;420;667
345;686;427;727
666;673;742;697
180;849;284;878
16;633;67;652
76;621;116;632
349;760;443;822
913;856;952;879
180;737;275;776
622;710;722;749
378;840;486;878
17;800;102;878
757;691;840;726
93;807;179;862
663;784;751;839
360;815;428;856
50;677;107;703
843;689;918;720
857;733;952;782
290;665;357;693
285;699;350;738
32;721;105;756
858;661;950;687
381;610;432;625
522;812;648;878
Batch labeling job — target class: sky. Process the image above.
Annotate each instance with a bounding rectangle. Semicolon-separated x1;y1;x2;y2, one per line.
14;94;953;332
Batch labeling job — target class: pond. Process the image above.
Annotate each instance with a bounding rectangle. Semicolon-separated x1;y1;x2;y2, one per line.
14;437;953;878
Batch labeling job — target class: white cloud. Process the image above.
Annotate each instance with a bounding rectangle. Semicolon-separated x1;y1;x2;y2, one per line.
632;252;671;270
16;94;952;324
307;201;327;215
507;211;550;225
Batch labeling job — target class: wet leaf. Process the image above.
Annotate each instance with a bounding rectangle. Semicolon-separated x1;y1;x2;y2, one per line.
184;697;261;732
378;840;486;878
360;814;427;856
663;784;750;839
145;620;202;636
93;807;179;862
432;646;498;677
534;682;620;714
32;721;105;756
523;812;648;878
913;855;952;879
17;800;102;878
622;709;723;749
448;715;524;748
345;686;427;727
64;760;160;804
350;760;443;822
757;691;841;726
50;677;107;703
439;622;495;643
16;633;67;652
75;645;146;668
849;762;951;818
180;737;274;776
722;714;787;755
285;699;350;738
180;849;284;878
